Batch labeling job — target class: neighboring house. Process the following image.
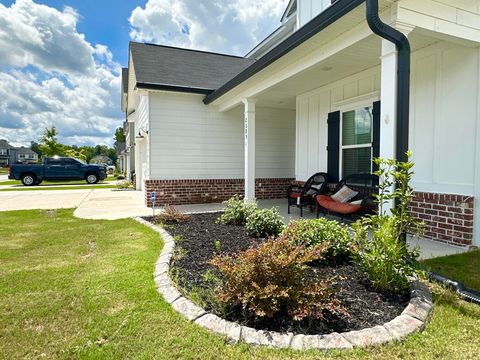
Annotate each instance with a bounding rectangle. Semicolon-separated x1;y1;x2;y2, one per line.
13;147;39;164
0;140;38;165
0;140;12;167
121;0;480;248
116;142;126;174
90;155;113;166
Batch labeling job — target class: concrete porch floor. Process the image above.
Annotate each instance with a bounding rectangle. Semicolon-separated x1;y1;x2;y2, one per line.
175;198;468;260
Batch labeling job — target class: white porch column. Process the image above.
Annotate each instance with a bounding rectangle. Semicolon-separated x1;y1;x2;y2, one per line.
379;39;398;214
474;47;480;246
243;99;256;201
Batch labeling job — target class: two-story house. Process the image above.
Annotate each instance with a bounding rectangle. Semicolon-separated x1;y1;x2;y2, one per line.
121;0;480;248
0;140;38;166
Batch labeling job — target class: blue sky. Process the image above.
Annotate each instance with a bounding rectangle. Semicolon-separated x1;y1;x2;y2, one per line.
0;0;143;64
0;0;287;147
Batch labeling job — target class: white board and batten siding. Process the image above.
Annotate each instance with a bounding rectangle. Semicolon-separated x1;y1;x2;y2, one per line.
135;95;150;189
148;92;295;180
296;41;480;199
296;67;381;182
410;42;479;196
297;0;333;28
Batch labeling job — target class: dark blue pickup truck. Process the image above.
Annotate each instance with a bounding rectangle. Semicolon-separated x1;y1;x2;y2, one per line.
9;157;107;186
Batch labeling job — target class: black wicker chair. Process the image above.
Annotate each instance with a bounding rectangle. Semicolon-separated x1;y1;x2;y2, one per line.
287;172;329;217
316;173;378;220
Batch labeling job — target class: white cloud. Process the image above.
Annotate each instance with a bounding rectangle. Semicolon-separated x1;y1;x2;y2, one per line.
129;0;288;56
0;0;122;147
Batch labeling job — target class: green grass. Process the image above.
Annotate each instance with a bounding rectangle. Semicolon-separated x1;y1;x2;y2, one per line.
0;167;8;174
0;180;18;185
1;210;479;359
423;251;480;291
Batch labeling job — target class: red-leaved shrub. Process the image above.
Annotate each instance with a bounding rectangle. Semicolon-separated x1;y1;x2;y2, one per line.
209;236;346;321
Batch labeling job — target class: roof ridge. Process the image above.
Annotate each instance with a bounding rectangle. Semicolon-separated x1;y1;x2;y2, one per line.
129;41;252;61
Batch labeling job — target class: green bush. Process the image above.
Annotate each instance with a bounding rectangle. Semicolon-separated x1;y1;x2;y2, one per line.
281;218;352;258
245;208;284;238
352;151;423;294
217;196;257;226
210;237;345;321
352;216;420;294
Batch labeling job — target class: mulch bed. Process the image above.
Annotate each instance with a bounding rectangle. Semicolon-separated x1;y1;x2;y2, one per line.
144;212;409;335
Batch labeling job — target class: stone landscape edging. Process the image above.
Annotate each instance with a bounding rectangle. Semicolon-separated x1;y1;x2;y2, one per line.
134;216;433;350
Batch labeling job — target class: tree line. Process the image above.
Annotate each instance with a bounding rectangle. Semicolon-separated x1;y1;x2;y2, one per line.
30;127;125;164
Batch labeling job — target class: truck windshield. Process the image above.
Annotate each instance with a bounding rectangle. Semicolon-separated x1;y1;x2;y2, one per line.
73;158;86;165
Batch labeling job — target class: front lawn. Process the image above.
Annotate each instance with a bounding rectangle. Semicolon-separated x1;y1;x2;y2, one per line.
423;251;480;291
0;167;8;174
1;209;479;359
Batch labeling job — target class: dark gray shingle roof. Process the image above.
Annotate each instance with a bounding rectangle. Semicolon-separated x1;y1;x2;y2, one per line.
122;68;128;94
0;139;12;149
129;42;256;93
15;147;37;155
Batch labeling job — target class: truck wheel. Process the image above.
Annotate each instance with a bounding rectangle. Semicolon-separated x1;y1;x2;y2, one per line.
21;174;36;186
85;173;99;184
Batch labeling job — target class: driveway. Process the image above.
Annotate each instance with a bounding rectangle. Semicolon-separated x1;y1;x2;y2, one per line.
0;189;93;211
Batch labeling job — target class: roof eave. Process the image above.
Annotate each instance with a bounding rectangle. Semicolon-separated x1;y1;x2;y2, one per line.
136;82;213;95
204;0;365;105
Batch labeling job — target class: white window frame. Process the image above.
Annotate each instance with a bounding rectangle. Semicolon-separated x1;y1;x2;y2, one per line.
338;102;375;179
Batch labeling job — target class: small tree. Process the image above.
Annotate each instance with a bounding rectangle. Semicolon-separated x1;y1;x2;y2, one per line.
352;151;424;294
39;126;65;157
373;150;424;242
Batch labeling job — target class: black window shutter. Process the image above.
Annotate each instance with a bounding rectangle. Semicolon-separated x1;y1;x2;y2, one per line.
372;101;381;179
327;111;340;183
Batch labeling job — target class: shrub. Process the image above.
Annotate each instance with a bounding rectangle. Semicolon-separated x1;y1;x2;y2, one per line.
245;208;284;238
209;237;345;321
281;218;352;258
352;151;423;294
352;216;420;294
116;180;132;190
156;205;190;223
217;196;257;226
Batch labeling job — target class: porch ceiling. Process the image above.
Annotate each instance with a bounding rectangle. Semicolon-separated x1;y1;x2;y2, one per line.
254;30;441;110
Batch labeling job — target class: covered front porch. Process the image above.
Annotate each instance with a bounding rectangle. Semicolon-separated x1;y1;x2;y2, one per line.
212;7;480;247
171;198;467;260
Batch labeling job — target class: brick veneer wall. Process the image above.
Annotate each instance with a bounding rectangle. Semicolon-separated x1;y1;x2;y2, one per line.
144;178;294;206
409;192;474;247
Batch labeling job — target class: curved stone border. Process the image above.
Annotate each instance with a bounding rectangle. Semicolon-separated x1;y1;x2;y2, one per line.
134;217;433;350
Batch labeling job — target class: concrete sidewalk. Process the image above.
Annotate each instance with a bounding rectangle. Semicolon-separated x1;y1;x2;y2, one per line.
73;190;154;219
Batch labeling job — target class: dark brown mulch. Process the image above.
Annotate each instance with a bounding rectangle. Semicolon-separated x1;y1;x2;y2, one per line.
143;212;409;335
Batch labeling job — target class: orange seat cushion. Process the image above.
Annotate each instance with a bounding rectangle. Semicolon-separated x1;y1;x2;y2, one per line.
316;195;362;215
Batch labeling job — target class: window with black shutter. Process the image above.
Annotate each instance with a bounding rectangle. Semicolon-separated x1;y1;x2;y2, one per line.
327;101;380;181
327;111;340;182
